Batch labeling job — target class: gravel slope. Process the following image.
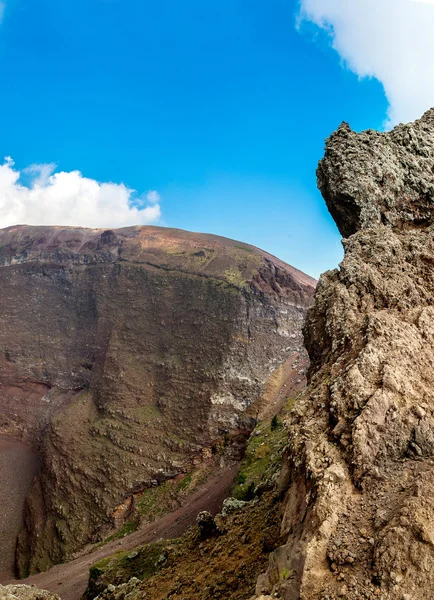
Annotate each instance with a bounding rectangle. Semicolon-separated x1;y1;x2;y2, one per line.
0;439;39;578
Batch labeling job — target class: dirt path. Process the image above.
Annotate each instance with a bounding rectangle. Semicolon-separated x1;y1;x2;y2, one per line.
0;438;39;580
4;464;238;600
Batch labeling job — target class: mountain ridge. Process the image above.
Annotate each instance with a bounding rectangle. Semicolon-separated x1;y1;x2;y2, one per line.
0;224;316;294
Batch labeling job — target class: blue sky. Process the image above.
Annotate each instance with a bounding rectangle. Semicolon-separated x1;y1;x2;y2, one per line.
0;0;400;277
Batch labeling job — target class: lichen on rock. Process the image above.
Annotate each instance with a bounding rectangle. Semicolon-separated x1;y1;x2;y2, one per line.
0;585;60;600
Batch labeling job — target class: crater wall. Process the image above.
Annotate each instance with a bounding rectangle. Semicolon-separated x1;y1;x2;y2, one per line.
0;224;315;575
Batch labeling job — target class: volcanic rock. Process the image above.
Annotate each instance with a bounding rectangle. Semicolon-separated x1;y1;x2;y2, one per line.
253;108;434;599
0;585;60;600
196;511;218;539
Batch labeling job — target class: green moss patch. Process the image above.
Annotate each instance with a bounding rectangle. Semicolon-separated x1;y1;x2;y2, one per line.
231;396;299;501
86;540;173;598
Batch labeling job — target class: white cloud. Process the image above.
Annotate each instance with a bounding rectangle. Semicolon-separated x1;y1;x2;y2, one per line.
0;158;162;229
298;0;434;126
146;190;160;204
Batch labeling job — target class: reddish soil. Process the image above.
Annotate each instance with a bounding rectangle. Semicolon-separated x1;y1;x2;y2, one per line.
4;465;238;600
0;439;39;580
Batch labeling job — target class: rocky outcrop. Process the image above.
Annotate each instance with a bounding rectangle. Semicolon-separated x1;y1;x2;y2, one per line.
317;110;434;238
0;585;59;600
253;108;434;600
0;225;315;576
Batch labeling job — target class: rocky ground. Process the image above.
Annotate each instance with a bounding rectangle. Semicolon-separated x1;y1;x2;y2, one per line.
85;491;284;600
3;332;307;600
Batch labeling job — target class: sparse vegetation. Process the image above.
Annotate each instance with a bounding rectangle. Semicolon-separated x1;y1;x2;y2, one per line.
86;489;284;600
139;405;161;422
85;401;303;599
235;473;246;485
86;540;171;598
176;473;192;492
103;522;138;544
224;267;248;288
271;414;280;430
235;244;255;253
285;395;298;412
231;416;287;501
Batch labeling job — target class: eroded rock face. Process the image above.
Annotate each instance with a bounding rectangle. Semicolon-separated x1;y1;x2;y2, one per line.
318;110;434;238
254;109;434;600
0;225;315;575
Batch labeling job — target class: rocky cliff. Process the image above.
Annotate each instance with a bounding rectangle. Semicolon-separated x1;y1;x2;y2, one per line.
0;224;315;576
253;109;434;600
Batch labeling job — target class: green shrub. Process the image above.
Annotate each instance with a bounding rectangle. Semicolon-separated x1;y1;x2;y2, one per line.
271;415;280;431
236;473;247;485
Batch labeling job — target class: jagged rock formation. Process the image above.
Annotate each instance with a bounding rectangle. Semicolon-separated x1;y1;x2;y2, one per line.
253;108;434;600
0;224;315;576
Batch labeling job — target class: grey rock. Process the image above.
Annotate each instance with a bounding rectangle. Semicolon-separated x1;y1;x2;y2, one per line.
317;109;434;238
221;497;249;516
0;585;60;600
196;511;218;539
